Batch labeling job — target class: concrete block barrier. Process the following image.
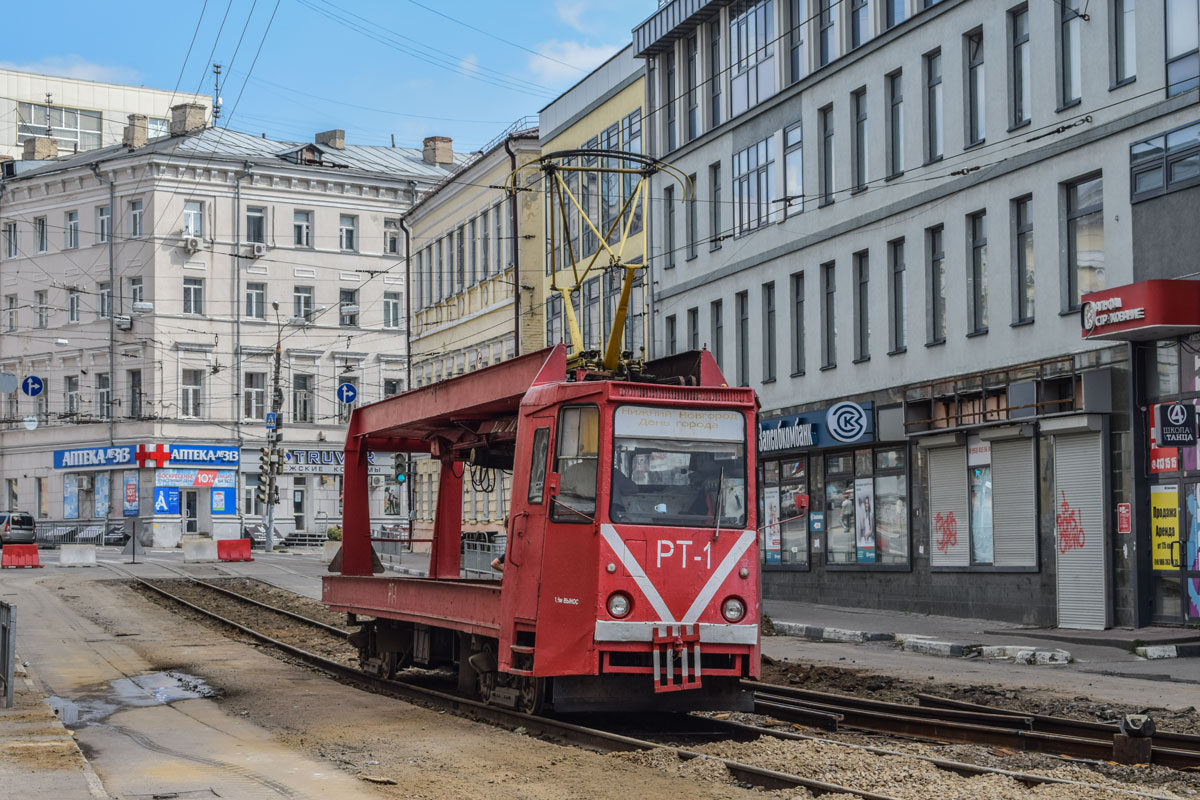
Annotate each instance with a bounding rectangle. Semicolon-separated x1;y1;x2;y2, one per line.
183;538;218;563
58;543;97;567
322;540;342;564
900;637;981;658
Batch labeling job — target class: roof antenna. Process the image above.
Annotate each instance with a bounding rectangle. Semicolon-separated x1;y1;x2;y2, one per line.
212;63;223;123
43;93;53;138
391;134;396;148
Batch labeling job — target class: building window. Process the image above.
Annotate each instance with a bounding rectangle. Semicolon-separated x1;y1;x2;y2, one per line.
181;369;203;418
1060;0;1083;106
294;286;314;321
246;207;266;244
790;272;805;375
479;213;489;274
1013;196;1035;323
292;374;314;423
97;205;111;244
1066;174;1105;308
339;288;359;327
130;200;143;238
130;277;143;309
1113;0;1136;84
4;295;16;331
1167;0;1200;95
854;251;870;360
886;0;905;28
339;215;357;251
736;290;749;386
1011;7;1031;127
35;290;48;328
665;49;677;151
242;372;265;420
783;122;803;216
183;278;204;315
966;31;985;146
686;173;698;258
819;105;835;205
927;226;946;342
583;277;601;350
245;282;266;319
686;34;700;141
3;222;15;259
546;294;564;347
16;102;101;151
733;136;776;235
852;88;868;191
337;376;358;424
1130;120;1200;200
730;0;776;117
888;239;906;352
925;50;943;162
35;217;47;253
98;281;112;318
819;0;838;66
294;211;312;247
456;226;467;289
824;446;909;565
66;211;79;249
129;370;143;419
96;373;111;419
710;19;723;127
183;201;203;237
384;218;400;255
763;282;777;381
822;261;837;368
969;211;988;333
687;307;699;350
65;376;80;415
761;458;810;566
711;299;724;370
384;292;402;328
886;72;903;176
666;314;678;356
851;0;870;48
493;204;505;271
664;184;676;268
384;378;403;397
789;0;806;83
709;161;723;249
68;289;80;323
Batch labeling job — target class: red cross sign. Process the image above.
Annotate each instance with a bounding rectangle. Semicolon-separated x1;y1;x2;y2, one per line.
136;443;171;468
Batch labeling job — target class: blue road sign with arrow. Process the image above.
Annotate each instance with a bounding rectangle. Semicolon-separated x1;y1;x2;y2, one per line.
336;382;358;405
21;376;43;397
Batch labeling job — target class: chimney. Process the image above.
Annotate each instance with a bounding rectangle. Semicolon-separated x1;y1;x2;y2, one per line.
22;137;58;161
315;129;345;150
123;114;148;149
169;103;208;136
422;136;453;167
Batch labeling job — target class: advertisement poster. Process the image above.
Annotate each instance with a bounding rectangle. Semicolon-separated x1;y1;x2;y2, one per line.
211;487;236;515
154;469;236;488
153;486;181;515
384;478;404;516
123;471;139;516
64;474;79;519
94;472;110;519
1151;484;1179;571
855;477;875;563
763;486;781;564
1187;485;1200;619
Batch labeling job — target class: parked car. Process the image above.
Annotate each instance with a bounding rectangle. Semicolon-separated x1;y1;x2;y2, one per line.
0;512;36;546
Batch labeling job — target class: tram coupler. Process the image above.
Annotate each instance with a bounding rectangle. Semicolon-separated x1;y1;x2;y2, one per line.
651;624;702;694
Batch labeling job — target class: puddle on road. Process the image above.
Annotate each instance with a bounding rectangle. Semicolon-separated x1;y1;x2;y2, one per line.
49;671;218;727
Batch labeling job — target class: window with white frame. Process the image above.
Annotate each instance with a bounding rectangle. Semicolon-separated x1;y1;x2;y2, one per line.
16;102;102;151
245;282;266;319
128;370;143;419
98;281;112;318
294;210;312;247
294;286;314;321
384;292;402;328
384;219;400;254
65;376;80;414
183;278;204;315
130;200;144;238
35;290;48;328
292;374;314;422
35;217;47;253
130;277;143;309
4;222;16;258
97;205;111;244
246;207;266;244
339;288;359;326
68;289;80;322
733;135;776;234
479;213;489;275
96;373;111;419
183;201;204;237
244;372;266;419
66;211;79;249
4;295;16;331
339;215;357;251
181;369;203;418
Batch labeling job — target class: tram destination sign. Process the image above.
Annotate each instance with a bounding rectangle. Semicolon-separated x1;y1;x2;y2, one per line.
1159;402;1197;446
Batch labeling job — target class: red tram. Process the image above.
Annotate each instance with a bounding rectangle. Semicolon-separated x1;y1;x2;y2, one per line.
323;344;760;713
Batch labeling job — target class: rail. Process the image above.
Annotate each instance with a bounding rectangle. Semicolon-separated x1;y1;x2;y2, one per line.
0;601;13;708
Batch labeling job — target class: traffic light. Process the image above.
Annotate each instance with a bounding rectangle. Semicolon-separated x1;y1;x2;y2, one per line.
393;455;408;484
259;447;272;477
255;482;269;505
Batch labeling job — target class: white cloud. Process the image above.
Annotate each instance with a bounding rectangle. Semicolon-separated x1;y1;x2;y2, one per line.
528;40;620;85
458;54;479;76
555;1;590;32
0;55;140;85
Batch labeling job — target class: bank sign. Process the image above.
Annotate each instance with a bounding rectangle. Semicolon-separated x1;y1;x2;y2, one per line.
54;446;135;470
281;449;386;475
758;401;875;453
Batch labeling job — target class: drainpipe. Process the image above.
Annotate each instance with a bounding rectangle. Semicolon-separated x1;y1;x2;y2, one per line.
234;164;252;536
503;136;521;357
400;213;414;524
90;163;116;447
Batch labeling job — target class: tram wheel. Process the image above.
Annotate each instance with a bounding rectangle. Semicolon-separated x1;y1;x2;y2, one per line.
476;643;497;704
520;677;546;715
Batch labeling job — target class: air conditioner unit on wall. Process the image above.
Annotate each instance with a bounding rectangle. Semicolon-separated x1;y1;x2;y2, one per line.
76;475;93;490
369;475;384;488
249;242;267;258
182;235;202;253
114;315;132;331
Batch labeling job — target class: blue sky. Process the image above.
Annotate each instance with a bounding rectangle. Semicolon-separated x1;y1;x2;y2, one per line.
1;0;652;152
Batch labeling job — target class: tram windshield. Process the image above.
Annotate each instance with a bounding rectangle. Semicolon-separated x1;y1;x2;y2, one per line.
609;405;747;528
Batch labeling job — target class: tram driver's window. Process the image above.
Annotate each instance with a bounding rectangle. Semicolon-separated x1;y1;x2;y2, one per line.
527;427;550;503
551;405;599;522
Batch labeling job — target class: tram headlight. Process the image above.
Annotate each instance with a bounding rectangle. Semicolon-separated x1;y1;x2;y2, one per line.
606;592;632;619
721;596;746;622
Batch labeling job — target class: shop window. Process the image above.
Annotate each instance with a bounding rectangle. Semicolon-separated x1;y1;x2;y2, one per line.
762;458;809;566
824;446;909;566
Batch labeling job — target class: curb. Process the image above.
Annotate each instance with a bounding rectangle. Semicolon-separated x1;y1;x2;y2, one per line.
1135;643;1200;660
771;621;894;643
771;622;1074;663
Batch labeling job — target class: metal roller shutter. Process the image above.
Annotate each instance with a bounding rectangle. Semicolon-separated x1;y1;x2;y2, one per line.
928;446;969;567
1053;432;1109;630
992;438;1037;568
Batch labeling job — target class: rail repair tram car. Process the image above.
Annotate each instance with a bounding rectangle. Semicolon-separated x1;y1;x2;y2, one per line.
323;344;761;713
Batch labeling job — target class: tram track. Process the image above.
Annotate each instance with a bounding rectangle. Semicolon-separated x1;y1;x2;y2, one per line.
103;564;1196;800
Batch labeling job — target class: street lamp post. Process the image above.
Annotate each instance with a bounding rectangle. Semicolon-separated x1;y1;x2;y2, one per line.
264;301;285;551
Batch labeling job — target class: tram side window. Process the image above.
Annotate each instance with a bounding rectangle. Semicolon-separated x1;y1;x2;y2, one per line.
528;427;550;503
552;406;599;522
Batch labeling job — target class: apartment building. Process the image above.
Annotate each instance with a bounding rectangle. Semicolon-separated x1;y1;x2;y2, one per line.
407;123;544;542
0;67;209;159
635;0;1200;627
539;46;649;361
0;105;462;545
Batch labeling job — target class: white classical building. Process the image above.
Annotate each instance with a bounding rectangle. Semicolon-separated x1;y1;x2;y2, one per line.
0;104;465;545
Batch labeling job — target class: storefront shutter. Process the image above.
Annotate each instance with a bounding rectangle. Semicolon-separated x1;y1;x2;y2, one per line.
1053;431;1109;630
927;446;969;567
991;438;1037;568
